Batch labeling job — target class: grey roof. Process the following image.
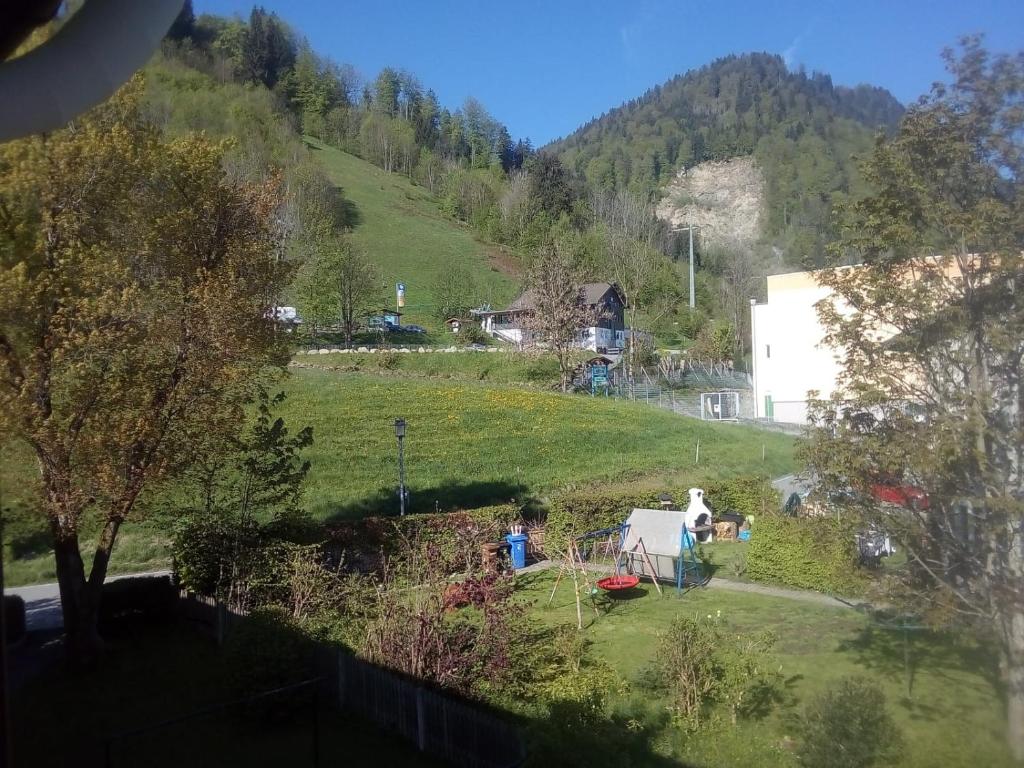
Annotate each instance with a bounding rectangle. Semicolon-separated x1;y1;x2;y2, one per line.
505;282;621;313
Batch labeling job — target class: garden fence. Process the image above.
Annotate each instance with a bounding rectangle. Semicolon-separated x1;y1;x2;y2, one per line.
179;592;526;768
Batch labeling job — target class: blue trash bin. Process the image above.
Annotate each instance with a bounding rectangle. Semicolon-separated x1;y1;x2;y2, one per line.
505;533;528;569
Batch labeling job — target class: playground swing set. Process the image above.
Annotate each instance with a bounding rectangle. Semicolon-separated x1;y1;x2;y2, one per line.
548;507;711;629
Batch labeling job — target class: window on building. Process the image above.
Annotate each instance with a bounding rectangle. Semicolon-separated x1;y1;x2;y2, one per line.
766;344;771;359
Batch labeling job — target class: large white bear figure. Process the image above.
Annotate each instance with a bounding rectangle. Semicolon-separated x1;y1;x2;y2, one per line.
684;488;714;543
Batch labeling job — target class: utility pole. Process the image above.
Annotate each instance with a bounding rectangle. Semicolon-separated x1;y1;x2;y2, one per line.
677;225;697;310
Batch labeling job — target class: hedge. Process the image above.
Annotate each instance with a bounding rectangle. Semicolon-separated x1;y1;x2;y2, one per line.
545;478;779;552
327;503;521;570
744;516;867;596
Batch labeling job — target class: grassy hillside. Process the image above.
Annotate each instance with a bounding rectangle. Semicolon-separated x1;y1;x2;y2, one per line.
307;139;520;329
280;367;795;519
292;350;572;387
2;367;794;584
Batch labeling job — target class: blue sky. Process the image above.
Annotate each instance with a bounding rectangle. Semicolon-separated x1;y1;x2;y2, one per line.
196;0;1024;145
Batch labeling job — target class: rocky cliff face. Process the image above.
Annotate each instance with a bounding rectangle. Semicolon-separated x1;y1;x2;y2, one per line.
656;156;765;252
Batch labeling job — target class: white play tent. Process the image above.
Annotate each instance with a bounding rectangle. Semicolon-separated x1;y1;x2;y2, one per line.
621;506;706;589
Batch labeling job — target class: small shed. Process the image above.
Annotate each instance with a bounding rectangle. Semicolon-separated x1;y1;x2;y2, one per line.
446;317;464;334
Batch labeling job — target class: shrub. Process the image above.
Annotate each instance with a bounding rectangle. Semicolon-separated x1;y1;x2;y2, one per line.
545;489;650;552
376;350;400;369
458;323;488;346
539;664;623;727
243;541;347;619
745;516;867;595
172;508;347;618
796;677;903;768
172;509;261;598
4;595;25;645
327;504;520;575
545;478;778;552
690;324;736;362
656;613;780;730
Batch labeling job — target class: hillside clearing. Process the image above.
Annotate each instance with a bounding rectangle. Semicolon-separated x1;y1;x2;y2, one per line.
307;140;519;329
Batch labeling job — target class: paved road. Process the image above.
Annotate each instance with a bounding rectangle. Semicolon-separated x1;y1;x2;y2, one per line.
4;570;171;632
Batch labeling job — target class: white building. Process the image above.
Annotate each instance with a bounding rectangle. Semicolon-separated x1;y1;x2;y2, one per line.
749;270;846;425
751;259;975;425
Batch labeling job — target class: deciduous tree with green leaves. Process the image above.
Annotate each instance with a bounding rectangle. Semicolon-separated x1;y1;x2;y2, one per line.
296;237;383;345
0;79;292;662
802;39;1024;759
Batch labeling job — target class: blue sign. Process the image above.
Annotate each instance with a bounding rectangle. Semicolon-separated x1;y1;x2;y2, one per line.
591;364;609;393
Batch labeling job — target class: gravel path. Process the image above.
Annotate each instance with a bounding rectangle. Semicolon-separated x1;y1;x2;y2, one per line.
517;559;867;611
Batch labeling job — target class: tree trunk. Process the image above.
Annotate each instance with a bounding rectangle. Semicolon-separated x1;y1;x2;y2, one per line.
1004;607;1024;761
52;529;104;665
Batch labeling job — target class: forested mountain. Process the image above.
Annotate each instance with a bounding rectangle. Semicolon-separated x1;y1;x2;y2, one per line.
549;53;905;262
155;6;906;354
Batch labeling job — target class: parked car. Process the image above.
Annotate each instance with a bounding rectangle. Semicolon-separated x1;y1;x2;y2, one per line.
366;317;398;331
869;473;930;510
402;324;426;334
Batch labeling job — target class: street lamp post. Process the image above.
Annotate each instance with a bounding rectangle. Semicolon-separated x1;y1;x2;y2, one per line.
394;418;407;516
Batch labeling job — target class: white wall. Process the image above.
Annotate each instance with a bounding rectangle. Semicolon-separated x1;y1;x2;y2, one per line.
751;271;846;423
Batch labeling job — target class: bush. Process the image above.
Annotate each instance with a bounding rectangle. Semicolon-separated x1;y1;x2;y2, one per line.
745;516;867;595
796;677;903;768
4;595;25;645
172;509;261;598
545;478;778;552
99;576;177;628
656;613;780;730
328;504;520;574
458;323;488;346
545;490;647;552
376;350;400;369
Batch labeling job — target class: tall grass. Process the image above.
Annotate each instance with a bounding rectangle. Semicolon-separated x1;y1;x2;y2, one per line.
280;368;795;520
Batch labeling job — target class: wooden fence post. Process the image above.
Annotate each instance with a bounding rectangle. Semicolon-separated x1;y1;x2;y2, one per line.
415;688;427;753
215;600;225;646
336;652;346;709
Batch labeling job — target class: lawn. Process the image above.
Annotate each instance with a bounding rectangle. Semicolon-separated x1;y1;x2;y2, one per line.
517;570;1016;768
279;368;796;519
306;139;520;330
10;622;440;768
